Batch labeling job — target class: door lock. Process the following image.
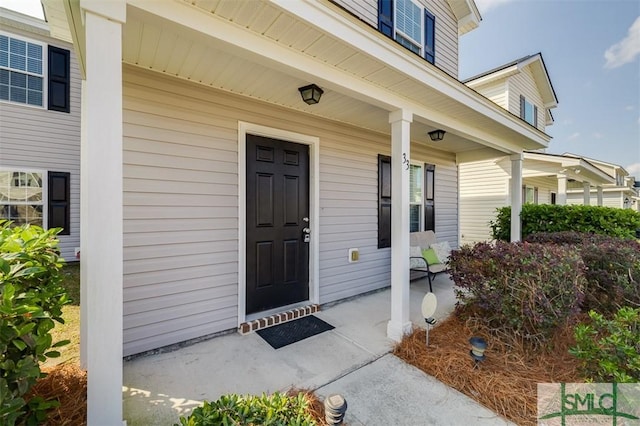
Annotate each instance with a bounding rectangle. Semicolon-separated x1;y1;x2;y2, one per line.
302;227;310;243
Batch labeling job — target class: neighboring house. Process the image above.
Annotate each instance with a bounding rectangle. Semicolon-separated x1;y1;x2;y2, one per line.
563;154;640;210
459;151;613;244
0;8;80;261
42;0;552;422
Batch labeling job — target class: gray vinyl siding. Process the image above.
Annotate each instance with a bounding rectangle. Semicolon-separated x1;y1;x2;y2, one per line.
0;23;81;262
458;157;510;244
508;68;545;132
335;0;459;78
122;66;463;355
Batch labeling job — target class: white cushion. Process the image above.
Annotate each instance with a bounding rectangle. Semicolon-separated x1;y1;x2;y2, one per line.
410;245;424;268
430;241;452;263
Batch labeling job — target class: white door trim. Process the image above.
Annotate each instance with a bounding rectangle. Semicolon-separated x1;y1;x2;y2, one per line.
237;121;320;325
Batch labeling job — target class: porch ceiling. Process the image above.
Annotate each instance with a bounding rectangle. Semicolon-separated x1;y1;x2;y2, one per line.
44;0;550;156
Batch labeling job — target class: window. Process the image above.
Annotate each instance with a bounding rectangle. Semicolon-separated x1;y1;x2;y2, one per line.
550;192;557;205
0;33;44;107
378;0;436;64
523;185;538;204
519;95;538;127
409;162;435;232
0;170;70;234
0;32;71;112
0;171;44;226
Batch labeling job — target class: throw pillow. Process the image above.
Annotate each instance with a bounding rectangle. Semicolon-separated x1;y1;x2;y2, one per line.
421;248;440;265
431;241;452;263
410;246;423;268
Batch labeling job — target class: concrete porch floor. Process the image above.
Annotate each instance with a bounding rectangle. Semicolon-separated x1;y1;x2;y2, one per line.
123;276;513;425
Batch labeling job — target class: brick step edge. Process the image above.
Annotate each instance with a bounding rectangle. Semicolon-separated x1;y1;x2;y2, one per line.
238;304;320;335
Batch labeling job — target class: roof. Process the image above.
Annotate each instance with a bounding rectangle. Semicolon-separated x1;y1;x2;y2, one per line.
464;53;559;108
562;153;629;176
446;0;482;35
523;151;614;185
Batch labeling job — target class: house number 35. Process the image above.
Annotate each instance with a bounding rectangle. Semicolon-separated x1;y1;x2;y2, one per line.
402;153;409;170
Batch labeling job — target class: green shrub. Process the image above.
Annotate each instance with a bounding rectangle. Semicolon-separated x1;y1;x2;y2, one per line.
176;392;318;426
570;307;640;382
525;232;640;314
449;241;586;348
0;221;71;425
490;204;640;241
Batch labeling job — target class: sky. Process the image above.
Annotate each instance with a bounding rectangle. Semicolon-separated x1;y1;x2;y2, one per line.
2;0;639;176
460;0;640;176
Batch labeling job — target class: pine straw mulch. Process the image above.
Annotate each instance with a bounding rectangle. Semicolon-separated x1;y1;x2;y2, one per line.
27;364;87;426
287;388;328;425
393;311;584;426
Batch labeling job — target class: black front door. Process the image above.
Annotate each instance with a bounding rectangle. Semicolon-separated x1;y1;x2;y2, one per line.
246;134;310;314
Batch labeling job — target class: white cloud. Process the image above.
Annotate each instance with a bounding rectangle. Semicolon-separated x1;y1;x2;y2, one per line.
604;16;640;69
627;162;640;176
474;0;513;13
626;105;635;111
568;132;581;141
562;118;574;125
592;132;604;139
0;0;44;19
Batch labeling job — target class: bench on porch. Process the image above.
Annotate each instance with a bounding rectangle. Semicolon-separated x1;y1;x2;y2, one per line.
409;231;452;292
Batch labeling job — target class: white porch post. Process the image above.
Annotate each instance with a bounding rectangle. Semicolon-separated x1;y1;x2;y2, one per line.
583;181;591;205
80;1;125;424
387;109;413;341
557;174;567;205
597;186;603;206
510;153;523;242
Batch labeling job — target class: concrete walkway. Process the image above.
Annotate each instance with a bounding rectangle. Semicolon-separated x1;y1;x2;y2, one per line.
123;277;512;425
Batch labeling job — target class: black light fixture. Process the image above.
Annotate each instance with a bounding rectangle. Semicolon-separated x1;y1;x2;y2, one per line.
428;129;446;141
298;84;324;105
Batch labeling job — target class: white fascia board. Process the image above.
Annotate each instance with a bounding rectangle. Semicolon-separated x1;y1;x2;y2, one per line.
465;67;516;88
0;6;49;32
520;55;557;108
128;0;548;153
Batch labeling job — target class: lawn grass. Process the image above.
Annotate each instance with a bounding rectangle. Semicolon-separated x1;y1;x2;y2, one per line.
44;262;81;368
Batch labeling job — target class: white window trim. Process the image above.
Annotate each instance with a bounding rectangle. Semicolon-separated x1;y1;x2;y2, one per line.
394;0;424;55
0;167;48;228
0;30;48;110
522;97;535;126
409;161;424;232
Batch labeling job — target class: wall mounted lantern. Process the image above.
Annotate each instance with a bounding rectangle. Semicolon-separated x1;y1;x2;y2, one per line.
428;129;446;141
298;84;324;105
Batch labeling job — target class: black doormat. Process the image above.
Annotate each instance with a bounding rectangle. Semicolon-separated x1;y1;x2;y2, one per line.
257;315;335;349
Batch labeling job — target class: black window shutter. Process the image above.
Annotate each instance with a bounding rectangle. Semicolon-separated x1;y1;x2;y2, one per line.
533;105;538;128
424;10;435;64
378;154;392;248
48;46;70;113
519;95;525;120
48;171;70;235
424;164;435;231
378;0;394;38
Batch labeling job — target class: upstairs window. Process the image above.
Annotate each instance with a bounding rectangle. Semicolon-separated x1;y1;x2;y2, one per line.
0;33;44;107
0;32;71;112
379;0;436;64
520;95;538;127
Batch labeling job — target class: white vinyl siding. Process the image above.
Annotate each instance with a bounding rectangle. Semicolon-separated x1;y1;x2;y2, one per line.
566;190;623;208
522;176;554;205
122;65;463;355
470;80;508;109
0;24;80;262
459;157;510;244
336;0;459;78
508;68;545;132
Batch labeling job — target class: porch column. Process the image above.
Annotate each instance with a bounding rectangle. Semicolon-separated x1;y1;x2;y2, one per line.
510;153;523;242
556;174;567;205
80;1;126;424
597;186;603;206
387;109;413;341
583;181;591;205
